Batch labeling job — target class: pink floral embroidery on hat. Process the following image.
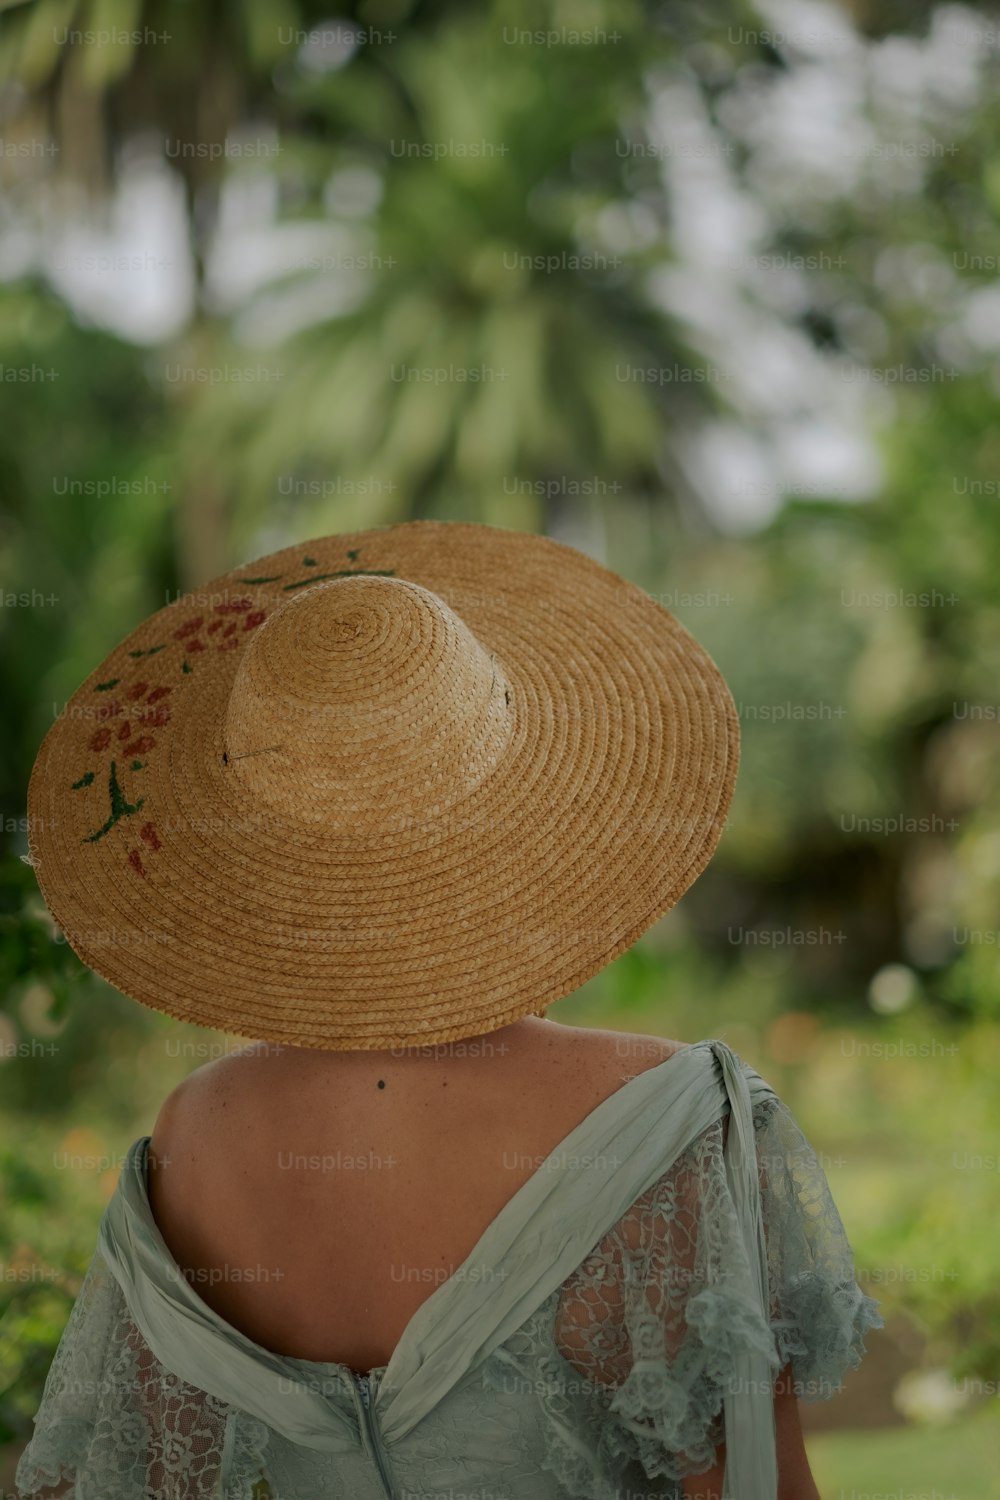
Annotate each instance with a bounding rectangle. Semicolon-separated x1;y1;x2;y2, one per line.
76;612;269;859
70;548;393;872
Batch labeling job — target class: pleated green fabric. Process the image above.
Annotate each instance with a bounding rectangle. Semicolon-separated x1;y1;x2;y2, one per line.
16;1039;883;1500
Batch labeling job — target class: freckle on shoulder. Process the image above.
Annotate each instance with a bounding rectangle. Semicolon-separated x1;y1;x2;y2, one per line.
581;1026;688;1070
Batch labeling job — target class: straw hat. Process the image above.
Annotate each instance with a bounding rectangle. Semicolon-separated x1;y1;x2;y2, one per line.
26;519;739;1051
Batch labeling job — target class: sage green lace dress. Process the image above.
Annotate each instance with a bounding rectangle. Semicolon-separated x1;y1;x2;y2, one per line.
15;1038;882;1500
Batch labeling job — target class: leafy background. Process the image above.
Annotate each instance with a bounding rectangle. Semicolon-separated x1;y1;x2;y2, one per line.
1;0;999;1492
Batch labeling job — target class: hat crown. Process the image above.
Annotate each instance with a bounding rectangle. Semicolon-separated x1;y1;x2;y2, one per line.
223;574;515;831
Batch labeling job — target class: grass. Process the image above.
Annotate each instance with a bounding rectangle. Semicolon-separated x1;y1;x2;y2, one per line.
806;1410;1000;1500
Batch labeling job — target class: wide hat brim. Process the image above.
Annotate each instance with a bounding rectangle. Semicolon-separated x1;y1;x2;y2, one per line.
26;519;739;1050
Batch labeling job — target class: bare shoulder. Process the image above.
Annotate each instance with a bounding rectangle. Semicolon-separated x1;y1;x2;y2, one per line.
576;1023;688;1060
148;1046;259;1175
146;1027;690;1171
557;1023;691;1095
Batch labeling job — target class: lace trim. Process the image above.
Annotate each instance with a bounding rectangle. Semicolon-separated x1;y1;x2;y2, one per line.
478;1094;883;1495
15;1253;239;1498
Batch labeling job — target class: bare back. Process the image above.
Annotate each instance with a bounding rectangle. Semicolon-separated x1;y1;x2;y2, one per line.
147;1018;683;1374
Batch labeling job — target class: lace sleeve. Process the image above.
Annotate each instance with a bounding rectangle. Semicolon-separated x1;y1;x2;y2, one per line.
549;1095;883;1493
14;1248;237;1499
754;1094;884;1401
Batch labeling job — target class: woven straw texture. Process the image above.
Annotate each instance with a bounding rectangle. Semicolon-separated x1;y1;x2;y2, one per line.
26;519;740;1050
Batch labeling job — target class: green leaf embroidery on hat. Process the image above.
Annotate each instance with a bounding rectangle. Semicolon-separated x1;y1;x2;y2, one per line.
81;760;145;843
182;661;192;673
129;645;166;657
95;678;120;691
282;568;396;590
71;771;95;789
131;759;146;771
230;550;380;592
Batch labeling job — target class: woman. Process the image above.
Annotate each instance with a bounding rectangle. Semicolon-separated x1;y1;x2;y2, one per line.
17;519;882;1499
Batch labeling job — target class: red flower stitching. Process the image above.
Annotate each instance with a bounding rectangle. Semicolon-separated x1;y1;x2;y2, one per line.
79;581;271;867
